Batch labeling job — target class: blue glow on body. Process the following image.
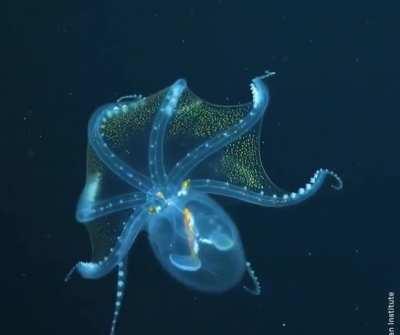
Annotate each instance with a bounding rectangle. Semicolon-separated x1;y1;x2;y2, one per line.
67;72;342;335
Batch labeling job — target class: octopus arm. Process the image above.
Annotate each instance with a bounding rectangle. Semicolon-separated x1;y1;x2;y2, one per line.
191;169;342;207
76;192;146;223
88;105;152;192
149;79;187;185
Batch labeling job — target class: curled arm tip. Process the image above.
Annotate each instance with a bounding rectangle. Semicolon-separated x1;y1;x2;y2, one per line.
324;169;343;191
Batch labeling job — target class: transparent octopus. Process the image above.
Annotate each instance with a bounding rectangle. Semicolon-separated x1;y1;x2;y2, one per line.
66;71;342;335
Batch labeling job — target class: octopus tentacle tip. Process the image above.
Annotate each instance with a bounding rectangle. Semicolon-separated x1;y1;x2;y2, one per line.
258;70;276;80
331;183;343;191
64;265;76;283
325;169;343;191
116;94;143;103
243;261;261;296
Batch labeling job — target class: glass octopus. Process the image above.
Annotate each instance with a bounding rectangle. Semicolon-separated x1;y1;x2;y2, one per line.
66;71;342;335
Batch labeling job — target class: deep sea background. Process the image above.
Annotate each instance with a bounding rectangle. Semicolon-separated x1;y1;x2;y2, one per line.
4;1;400;334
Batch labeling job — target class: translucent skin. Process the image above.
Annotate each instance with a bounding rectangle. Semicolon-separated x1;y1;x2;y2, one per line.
71;76;271;282
147;191;245;293
67;72;342;335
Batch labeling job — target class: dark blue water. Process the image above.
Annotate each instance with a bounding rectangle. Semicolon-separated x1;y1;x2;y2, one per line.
4;1;399;334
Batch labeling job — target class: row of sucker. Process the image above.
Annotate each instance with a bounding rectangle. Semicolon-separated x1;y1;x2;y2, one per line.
191;168;343;207
243;261;261;295
91;104;152;192
110;260;128;335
